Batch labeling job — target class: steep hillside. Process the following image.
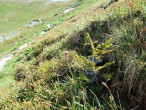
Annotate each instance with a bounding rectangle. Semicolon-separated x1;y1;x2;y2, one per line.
0;0;145;109
0;0;76;58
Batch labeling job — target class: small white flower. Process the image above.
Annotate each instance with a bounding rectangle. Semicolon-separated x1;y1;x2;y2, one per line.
64;51;69;56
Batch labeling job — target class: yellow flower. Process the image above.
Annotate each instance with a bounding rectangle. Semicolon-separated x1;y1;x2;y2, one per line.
109;95;114;101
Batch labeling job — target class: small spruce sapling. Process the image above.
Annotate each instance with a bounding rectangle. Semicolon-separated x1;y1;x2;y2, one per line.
78;33;115;84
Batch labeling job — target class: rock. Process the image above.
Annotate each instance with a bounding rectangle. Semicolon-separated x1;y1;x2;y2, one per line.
85;69;96;83
39;19;42;23
40;23;57;36
52;24;57;28
88;56;104;66
27;20;39;28
0;36;2;39
63;8;75;13
40;30;46;36
47;23;51;29
65;3;73;10
2;34;6;37
0;34;7;42
78;0;83;2
73;0;83;8
73;2;80;8
83;56;105;83
52;14;57;17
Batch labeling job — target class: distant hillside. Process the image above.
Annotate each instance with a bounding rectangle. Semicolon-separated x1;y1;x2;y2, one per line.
0;0;71;34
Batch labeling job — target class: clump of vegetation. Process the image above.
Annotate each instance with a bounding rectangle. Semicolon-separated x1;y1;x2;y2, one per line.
0;33;115;109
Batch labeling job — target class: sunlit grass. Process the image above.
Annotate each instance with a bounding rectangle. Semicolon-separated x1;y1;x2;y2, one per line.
0;57;18;88
0;0;73;34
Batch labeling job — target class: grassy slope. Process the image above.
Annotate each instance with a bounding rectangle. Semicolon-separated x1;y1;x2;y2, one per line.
0;0;72;34
0;0;145;109
0;0;95;86
0;0;76;59
0;0;76;87
0;2;36;34
0;57;18;87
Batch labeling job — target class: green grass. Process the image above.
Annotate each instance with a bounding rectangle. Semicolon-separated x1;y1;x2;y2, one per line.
0;0;73;34
0;0;98;86
0;0;145;109
0;2;34;34
50;0;100;25
0;0;97;59
0;0;79;88
0;0;75;58
0;0;75;87
0;0;99;89
0;57;18;88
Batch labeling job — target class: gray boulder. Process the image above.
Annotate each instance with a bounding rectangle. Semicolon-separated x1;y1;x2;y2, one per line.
27;20;39;27
88;56;104;66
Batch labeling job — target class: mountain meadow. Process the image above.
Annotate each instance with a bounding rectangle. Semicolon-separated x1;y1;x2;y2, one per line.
0;0;145;109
